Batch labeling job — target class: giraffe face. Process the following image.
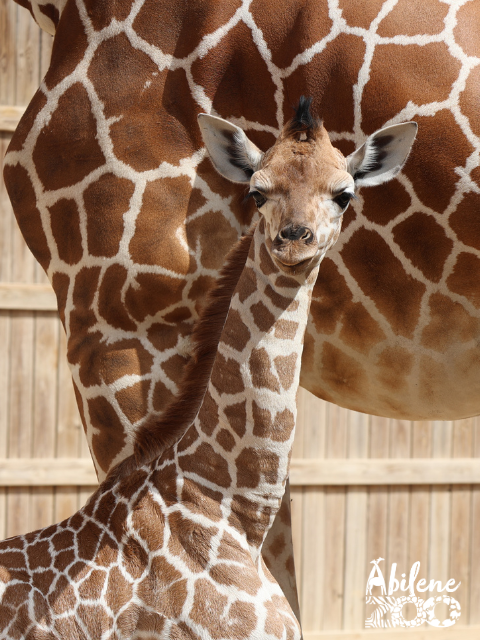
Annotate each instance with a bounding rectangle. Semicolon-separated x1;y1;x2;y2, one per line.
199;100;417;274
249;123;352;273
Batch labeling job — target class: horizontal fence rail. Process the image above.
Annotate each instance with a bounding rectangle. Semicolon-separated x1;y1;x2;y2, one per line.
0;283;57;310
304;626;480;640
290;458;480;485
0;458;479;487
0;105;24;132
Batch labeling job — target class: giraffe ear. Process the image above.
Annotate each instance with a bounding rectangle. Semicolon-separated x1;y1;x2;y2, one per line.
198;114;264;183
346;122;418;187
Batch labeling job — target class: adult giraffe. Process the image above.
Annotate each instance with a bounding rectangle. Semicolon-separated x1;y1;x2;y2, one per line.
3;0;480;623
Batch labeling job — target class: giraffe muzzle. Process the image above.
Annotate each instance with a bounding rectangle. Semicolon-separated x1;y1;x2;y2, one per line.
271;224;319;270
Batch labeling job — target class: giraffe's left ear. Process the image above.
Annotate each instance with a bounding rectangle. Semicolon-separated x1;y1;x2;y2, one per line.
347;122;418;187
198;114;264;183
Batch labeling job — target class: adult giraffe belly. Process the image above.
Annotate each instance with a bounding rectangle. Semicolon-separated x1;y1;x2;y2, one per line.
302;238;480;421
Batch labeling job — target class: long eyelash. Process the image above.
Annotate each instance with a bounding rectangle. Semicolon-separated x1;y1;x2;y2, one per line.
243;190;257;204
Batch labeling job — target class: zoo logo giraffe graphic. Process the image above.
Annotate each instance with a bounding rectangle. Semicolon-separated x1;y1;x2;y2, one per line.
365;558;461;628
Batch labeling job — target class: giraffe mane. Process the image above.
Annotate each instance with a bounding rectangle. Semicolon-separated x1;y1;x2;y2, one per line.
285;95;323;138
109;224;256;482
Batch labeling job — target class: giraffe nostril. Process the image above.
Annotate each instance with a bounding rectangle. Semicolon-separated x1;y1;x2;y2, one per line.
278;224;313;242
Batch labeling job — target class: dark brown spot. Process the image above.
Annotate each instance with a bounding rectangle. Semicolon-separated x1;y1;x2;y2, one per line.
133;0;241;58
99;264;137;331
236;447;279;487
106;566;133;614
284;33;366;132
130;176;192;274
224;400;247;438
375;346;413;393
115;379;151;425
88;396;127;473
338;302;386;355
197;390;219;437
449;191;480;251
152;379;175;412
44;0;88;89
454;2;480;57
179;442;231;488
125;272;186;323
211;352;245;395
402;110;474;213
221;309;251;351
236;266;257;303
259;243;277;276
49;199;83;265
421;293;480;352
229;494;272;547
33;83;105;191
210;561;261;596
392;213;453;283
321;342;368;398
251;301;275;332
216;428;235;452
264;284;295;310
274;354;298;390
361;179;411;226
447;253;480;308
341;229;426;338
168;512;217;572
249;347;280;392
181;478;223;522
52;272;70;329
377;0;448;36
192;20;278;128
274;319;299;340
84;173;134;258
3;164;51;271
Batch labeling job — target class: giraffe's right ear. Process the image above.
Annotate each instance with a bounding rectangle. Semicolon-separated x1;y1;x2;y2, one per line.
346;122;418;187
198;114;264;183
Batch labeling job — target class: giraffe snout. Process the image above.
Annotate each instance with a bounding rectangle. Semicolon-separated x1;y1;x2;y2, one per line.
277;224;314;243
271;223;319;270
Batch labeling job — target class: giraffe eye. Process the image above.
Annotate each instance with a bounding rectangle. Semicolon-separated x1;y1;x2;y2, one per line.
249;190;267;208
333;191;354;209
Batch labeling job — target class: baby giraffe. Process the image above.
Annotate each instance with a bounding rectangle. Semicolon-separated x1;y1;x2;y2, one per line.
0;99;416;639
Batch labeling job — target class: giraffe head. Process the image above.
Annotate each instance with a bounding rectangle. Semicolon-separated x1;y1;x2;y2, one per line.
199;97;417;274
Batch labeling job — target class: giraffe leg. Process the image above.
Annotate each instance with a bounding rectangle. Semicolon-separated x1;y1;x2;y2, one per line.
262;480;301;623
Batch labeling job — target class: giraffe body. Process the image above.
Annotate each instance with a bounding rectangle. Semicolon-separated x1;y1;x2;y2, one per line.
3;0;469;627
4;0;479;481
0;103;415;639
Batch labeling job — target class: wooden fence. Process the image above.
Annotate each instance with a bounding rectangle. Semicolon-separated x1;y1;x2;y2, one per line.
1;2;480;638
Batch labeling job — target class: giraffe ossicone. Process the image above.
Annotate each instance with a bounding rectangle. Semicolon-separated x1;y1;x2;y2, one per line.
0;100;415;638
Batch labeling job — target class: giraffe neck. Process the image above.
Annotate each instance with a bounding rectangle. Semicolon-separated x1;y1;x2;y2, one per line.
173;220;320;543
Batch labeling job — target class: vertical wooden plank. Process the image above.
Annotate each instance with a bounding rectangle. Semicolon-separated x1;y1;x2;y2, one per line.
293;388;307;609
55;330;85;523
409;421;432;594
323;403;347;631
40;27;53;81
450;418;473;622
429;421;452;597
365;416;389;624
297;389;327;630
471;417;480;624
343;410;369;629
15;1;41;105
0;0;16;105
30;313;59;530
0;130;13;540
386;420;411;594
7;12;37;530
